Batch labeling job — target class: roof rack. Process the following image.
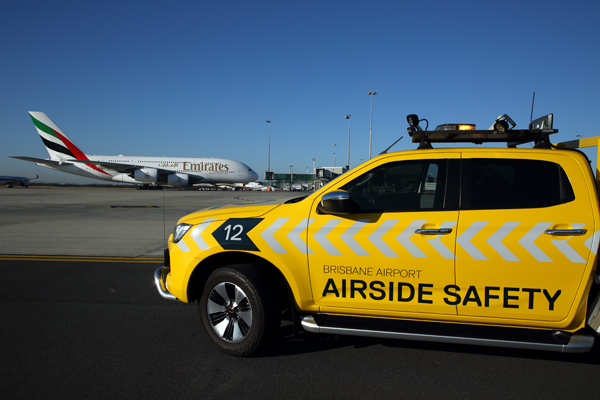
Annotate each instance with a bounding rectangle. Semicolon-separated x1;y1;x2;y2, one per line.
406;113;557;149
410;129;558;149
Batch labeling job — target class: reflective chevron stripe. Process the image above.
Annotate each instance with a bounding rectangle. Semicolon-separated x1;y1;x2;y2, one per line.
551;223;586;263
260;218;289;254
519;222;553;262
396;220;428;258
184;217;592;263
190;218;216;250
287;219;315;254
424;221;457;259
486;222;520;261
584;229;600;255
368;220;399;257
341;220;370;256
313;219;343;255
457;221;488;261
179;218;217;252
177;238;190;252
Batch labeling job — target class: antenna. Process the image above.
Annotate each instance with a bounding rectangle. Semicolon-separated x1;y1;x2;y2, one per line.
379;136;403;155
529;92;536;128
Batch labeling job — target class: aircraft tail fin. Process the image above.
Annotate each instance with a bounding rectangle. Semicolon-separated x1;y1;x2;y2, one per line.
28;112;87;161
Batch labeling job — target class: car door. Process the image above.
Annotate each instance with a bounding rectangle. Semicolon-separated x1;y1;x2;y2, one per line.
454;152;597;324
307;152;460;316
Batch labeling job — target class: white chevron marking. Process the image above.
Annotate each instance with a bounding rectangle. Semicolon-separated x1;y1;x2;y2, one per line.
396;220;428;258
551;223;586;263
312;219;342;255
340;220;370;256
518;222;553;262
368;220;399;257
486;222;520;261
287;219;315;254
177;239;190;252
190;218;216;251
584;229;600;255
260;218;289;254
424;221;457;259
457;221;488;261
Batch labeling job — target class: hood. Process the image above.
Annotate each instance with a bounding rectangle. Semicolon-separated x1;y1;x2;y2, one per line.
177;197;291;225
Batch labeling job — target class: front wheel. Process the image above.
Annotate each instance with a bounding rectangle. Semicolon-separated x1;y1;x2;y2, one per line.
199;265;280;356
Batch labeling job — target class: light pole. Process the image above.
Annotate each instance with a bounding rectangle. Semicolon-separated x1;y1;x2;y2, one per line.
345;114;351;170
367;91;377;159
290;165;293;188
266;120;271;185
333;143;336;167
312;157;315;173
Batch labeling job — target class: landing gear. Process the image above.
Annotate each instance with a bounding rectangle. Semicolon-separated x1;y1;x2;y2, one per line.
136;184;163;190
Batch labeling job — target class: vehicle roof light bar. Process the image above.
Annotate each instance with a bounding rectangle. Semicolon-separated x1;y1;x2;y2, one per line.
406;114;556;149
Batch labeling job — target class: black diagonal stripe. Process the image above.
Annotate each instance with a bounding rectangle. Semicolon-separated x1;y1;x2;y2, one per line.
41;136;76;159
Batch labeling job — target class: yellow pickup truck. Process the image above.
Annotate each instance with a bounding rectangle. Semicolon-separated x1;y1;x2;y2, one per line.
156;113;600;356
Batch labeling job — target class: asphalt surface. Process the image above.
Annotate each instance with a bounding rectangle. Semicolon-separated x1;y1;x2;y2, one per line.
1;188;600;399
2;258;600;399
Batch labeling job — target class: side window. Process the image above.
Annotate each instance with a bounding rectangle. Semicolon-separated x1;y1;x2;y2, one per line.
340;159;448;213
469;158;575;209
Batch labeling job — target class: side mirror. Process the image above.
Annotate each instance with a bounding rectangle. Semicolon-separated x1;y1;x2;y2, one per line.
317;190;351;215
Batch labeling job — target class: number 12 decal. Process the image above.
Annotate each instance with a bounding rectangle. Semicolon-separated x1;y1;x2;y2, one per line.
224;224;243;241
212;218;262;251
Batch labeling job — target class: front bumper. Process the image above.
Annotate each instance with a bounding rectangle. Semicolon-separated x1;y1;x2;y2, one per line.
154;266;178;301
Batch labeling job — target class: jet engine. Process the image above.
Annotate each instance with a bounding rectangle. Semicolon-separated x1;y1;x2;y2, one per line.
134;168;158;183
168;173;189;188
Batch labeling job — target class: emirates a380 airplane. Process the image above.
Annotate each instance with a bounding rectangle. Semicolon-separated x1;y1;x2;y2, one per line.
11;112;259;189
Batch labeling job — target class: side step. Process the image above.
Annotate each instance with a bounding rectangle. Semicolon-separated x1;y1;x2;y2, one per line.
300;315;594;353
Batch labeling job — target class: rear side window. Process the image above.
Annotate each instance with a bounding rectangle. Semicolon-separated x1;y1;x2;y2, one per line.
468;158;575;209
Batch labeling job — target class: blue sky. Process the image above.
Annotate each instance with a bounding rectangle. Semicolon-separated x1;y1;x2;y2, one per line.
1;0;599;183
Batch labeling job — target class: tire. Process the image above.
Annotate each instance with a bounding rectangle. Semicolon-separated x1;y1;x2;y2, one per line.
199;264;280;356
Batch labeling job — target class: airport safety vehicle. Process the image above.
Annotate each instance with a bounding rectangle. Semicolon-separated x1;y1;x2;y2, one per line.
155;112;600;356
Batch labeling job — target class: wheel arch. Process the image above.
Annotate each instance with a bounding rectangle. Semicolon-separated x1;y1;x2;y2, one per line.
186;252;293;316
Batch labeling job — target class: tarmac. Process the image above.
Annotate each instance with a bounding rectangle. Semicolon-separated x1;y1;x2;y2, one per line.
0;187;300;258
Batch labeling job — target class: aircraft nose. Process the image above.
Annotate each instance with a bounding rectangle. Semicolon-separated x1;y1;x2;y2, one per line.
250;170;259;181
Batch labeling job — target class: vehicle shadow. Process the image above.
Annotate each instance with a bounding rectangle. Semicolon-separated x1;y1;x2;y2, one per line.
258;323;600;365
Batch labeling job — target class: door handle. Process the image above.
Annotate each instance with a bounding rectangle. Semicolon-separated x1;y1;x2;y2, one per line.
415;228;453;235
544;229;587;236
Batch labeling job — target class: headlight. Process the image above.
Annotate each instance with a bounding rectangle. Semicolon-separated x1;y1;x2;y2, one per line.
173;223;193;243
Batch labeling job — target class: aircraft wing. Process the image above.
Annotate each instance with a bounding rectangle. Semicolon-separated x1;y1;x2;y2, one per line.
11;156;123;171
10;156;75;166
11;156;144;176
62;159;207;182
12;156;207;183
60;159;139;173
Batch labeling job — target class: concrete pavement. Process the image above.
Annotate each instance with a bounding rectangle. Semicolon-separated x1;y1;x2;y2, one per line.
0;187;299;258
